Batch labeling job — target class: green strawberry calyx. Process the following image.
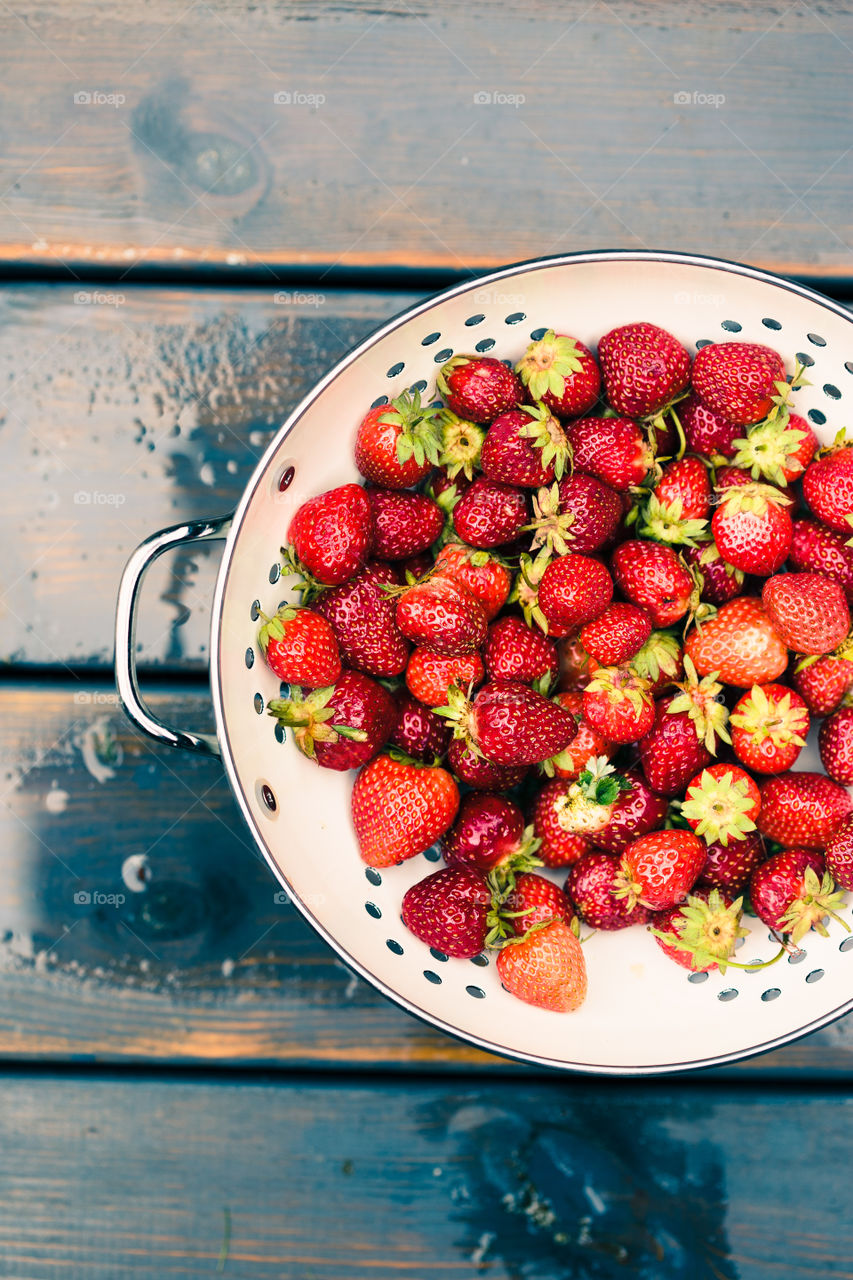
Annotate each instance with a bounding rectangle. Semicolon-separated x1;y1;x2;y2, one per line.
435;355;474;399
585;666;654;718
679;768;757;846
433;683;480;754
779;866;851;945
729;684;807;750
517;402;572;479
267;687;367;760
524;483;577;558
630;630;683;686
638;492;709;547
279;545;325;605
378;388;443;470
257;604;299;652
649;890;749;973
666;656;731;753
437;409;484;481
514;329;587;402
508;550;554;635
716;481;792;519
731;416;809;486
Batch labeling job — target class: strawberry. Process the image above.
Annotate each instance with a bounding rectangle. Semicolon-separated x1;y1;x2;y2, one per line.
732;412;818;487
440;680;577;767
610;541;694;628
442;793;525;871
433;543;511;619
594;767;669;854
697;831;767;894
802;445;853;534
287;483;374;586
564;416;653;489
580;602;652;666
267;671;395;771
681;763;761;846
790;519;853;604
526;475;622;558
640;456;711;547
638;660;731;796
566;851;654;929
396;577;488;656
402;866;491;958
756;771;853;847
762;572;850;656
514;330;601;418
510;552;571;638
730;682;809;773
711;483;792;575
681;391;742;458
825;816;853;891
437;355;522;423
502;872;573;935
791;654;853;717
496;919;587;1012
629;630;684;696
405;647;485;706
545;690;614;780
582;665;655;742
597;322;690;418
452;477;529;548
314;562;410;678
389;691;451;761
684;597;788;687
483;615;559;685
750;849;846;943
691;341;787;426
365;486;444;560
400;552;434;581
683;542;744;607
480;404;570;487
537;757;632;845
258;606;341;688
818;706;853;785
354;390;442;489
650;888;746;973
447;738;528;791
538;553;613;630
437;410;485;482
532;778;593;867
557;634;593;691
614;828;706;911
351;754;460;866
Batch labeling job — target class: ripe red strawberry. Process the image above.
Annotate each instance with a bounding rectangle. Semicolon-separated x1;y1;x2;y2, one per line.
640;456;711;547
692;341;787;426
452;477;529;548
756;771;853;847
508;552;571;638
818;706;853;785
558;635;593;691
730;682;809;773
629;631;684;697
447;738;528;791
402;866;491;958
483;615;559;685
433;543;511;619
650;888;745;973
405;647;485;706
566;851;654;929
314;562;410;678
825;816;853;891
638;661;730;796
396;577;488;656
580;602;651;666
496;919;587;1012
683;543;744;607
750;849;845;943
287;483;374;585
711;483;792;575
803;445;853;534
790;519;853;604
681;390;742;458
791;654;853;717
437;355;522;423
437;411;484;483
762;572;850;656
732;412;818;486
594;767;669;854
597;322;690;418
441;680;577;767
697;831;767;894
354;390;442;489
532;777;593;867
365;486;443;560
351;755;460;866
582;665;655;743
564;416;653;489
526;474;622;558
442;792;525;871
503;872;572;935
610;541;694;628
480;404;570;487
389;691;451;761
684;597;788;687
514;330;601;418
546;692;613;781
538;553;613;631
267;671;396;771
258;606;341;688
614;828;706;911
681;763;761;846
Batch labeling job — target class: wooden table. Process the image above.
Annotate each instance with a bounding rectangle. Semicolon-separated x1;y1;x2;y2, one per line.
3;2;853;1275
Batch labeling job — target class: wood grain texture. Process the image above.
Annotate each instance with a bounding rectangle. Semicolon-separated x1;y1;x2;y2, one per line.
2;1073;853;1278
1;0;852;277
4;678;853;1077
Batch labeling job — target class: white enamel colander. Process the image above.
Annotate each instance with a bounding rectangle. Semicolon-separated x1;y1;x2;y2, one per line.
116;250;853;1074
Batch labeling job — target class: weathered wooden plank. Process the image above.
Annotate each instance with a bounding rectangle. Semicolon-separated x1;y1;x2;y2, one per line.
1;0;852;278
2;1073;852;1278
4;678;853;1077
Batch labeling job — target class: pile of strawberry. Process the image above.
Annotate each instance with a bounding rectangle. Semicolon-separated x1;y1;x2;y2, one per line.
260;322;853;1015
